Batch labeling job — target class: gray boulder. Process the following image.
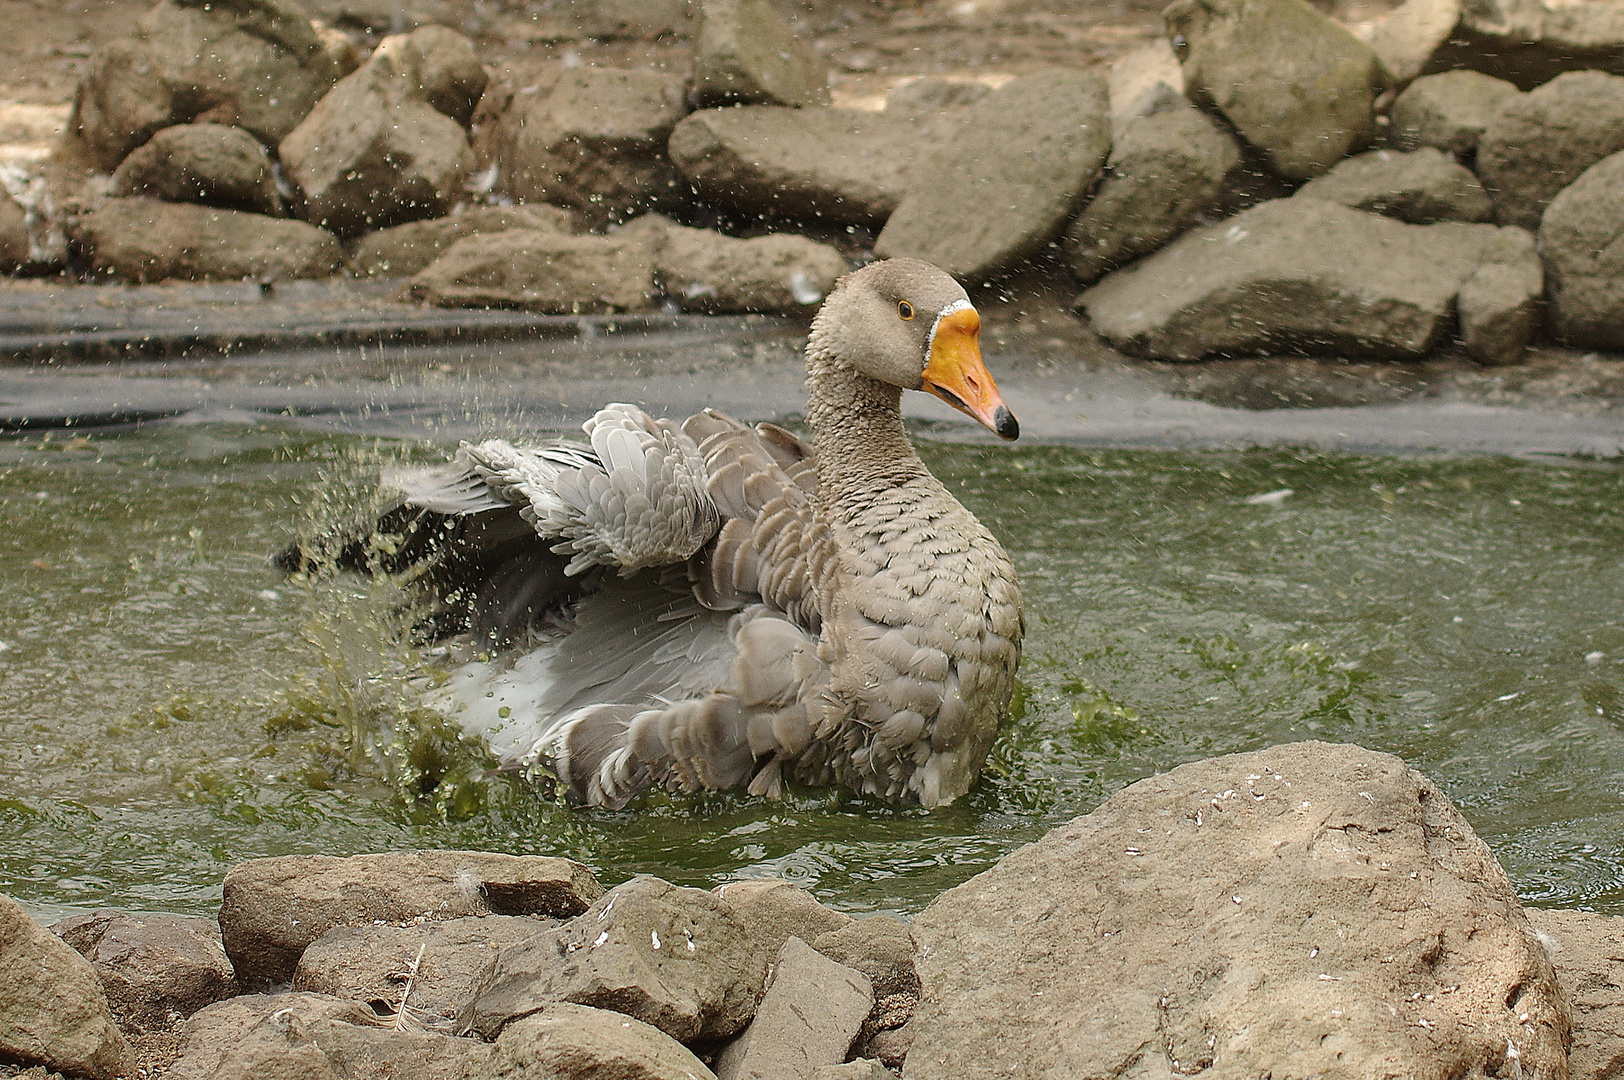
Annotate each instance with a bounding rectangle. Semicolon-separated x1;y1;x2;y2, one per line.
711;879;854;964
410;230;657;312
1166;0;1384;181
72;198;343;283
668;106;930;228
623;215;847;314
1293;147;1491;223
1386;69;1522;159
1078;197;1508;361
292;914;554;1032
464;875;766;1044
349;204;578;277
0;892;129;1080
489;66;688;227
875;68;1112;282
218;850;602;991
478;1002;718;1080
714;937;873;1080
52;910;237;1035
110;123;282;216
167;991;491;1080
280;26;483;236
1062;105;1242;285
1458;226;1542;366
1366;0;1464;84
904;741;1570;1080
0;188;27;272
1540;148;1624;349
66;0;345;172
1525;909;1624;1080
1477;69;1624;231
692;0;828;108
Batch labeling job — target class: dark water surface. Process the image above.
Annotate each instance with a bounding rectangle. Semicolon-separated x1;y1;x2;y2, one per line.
3;422;1624;919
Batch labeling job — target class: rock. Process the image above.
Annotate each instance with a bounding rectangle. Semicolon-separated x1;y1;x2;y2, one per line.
1525;908;1624;1080
292;914;551;1032
279;26;483;236
711;879;853;964
905;741;1569;1080
52;910;237;1035
1078;197;1512;361
668;105;931;228
350;204;577;277
67;0;346;172
625;215;847;314
857;1023;911;1072
1477;69;1624;230
692;0;828;108
488;66;688;227
479;1002;718;1080
217;850;602;991
1106;38;1186;132
1367;0;1462;84
1293;147;1491;223
72;198;343;283
0;188;27;271
0;892;129;1080
380;23;488;127
875;68;1112;282
1539;148;1624;350
1166;0;1384;181
1457;226;1541;366
109;123;283;216
1387;69;1522;159
1421;0;1624;89
884;77;989;115
410;230;656;312
811;917;916;1002
307;0;452;35
714;937;872;1080
813;1063;891;1080
1062;106;1242;285
167;991;491;1080
465;875;766;1044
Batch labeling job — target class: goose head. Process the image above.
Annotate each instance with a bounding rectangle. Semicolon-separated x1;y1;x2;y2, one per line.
809;258;1020;440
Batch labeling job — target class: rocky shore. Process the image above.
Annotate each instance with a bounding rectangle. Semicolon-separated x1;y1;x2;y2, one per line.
4;741;1624;1080
4;0;1624;368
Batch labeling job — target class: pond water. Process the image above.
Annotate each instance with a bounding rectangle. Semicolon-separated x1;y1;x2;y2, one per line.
3;421;1624;921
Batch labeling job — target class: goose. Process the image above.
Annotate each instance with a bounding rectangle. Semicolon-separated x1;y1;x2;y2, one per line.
308;258;1024;809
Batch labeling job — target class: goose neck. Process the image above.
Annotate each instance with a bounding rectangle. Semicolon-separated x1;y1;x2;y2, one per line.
805;350;927;499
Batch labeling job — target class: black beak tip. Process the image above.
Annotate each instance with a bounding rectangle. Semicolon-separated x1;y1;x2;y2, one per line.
994;406;1019;441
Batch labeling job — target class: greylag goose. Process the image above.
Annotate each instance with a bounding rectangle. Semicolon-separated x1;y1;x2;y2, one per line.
317;258;1023;808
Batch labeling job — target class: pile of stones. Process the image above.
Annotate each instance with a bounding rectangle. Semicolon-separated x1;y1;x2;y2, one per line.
3;0;1624;361
6;742;1624;1080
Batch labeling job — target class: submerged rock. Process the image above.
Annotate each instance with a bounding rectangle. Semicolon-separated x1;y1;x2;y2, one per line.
109;123;283;216
904;741;1570;1080
72;198;343;283
1476;69;1624;231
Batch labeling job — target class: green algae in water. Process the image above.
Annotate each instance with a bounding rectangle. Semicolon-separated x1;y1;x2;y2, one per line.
3;424;1624;919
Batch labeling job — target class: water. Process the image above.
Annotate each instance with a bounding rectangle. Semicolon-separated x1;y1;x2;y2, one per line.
3;422;1624;921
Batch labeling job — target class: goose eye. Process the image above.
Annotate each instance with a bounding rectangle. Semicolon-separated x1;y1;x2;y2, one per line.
898;301;915;320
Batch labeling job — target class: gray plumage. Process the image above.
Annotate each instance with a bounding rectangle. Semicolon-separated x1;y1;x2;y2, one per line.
375;259;1024;808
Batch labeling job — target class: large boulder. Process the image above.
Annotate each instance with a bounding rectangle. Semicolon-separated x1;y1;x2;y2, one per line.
1386;69;1522;160
479;1002;719;1080
1525;909;1624;1080
349;204;578;277
1077;197;1512;361
1292;147;1491;224
410;230;657;312
375;23;488;127
292;914;552;1031
1062;105;1242;285
464;875;767;1044
109;122;283;216
904;742;1570;1080
1166;0;1384;181
72;198;343;282
279;26;483;236
622;215;847;314
488;66;688;227
668;106;930;228
692;0;828;108
217;850;602;991
66;0;346;172
1476;69;1624;231
875;68;1112;282
52;910;237;1035
713;937;873;1080
1540;148;1624;350
0;892;129;1080
1457;225;1542;366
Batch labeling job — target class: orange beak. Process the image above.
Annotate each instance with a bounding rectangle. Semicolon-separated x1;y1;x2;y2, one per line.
921;306;1019;441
